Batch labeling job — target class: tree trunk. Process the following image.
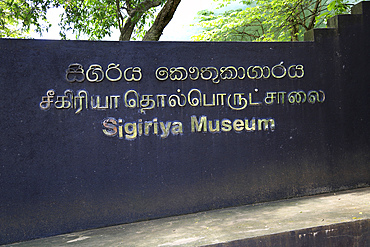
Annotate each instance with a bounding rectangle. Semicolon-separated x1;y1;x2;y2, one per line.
142;0;181;41
291;24;299;41
118;0;164;41
119;17;136;41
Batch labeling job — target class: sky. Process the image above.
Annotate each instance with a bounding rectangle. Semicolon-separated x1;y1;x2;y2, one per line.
160;0;220;41
31;0;244;41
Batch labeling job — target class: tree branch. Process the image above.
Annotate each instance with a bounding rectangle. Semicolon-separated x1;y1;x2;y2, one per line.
143;0;181;41
115;0;123;30
119;0;164;41
308;0;321;30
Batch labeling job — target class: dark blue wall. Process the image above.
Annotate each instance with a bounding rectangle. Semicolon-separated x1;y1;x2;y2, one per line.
0;2;369;245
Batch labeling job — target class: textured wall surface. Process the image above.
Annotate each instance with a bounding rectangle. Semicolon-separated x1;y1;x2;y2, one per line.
0;2;369;245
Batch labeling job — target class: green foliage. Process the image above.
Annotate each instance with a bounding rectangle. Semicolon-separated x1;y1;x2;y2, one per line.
57;0;117;40
316;0;353;24
192;0;359;42
328;0;352;13
0;0;53;38
0;0;167;40
57;0;165;40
